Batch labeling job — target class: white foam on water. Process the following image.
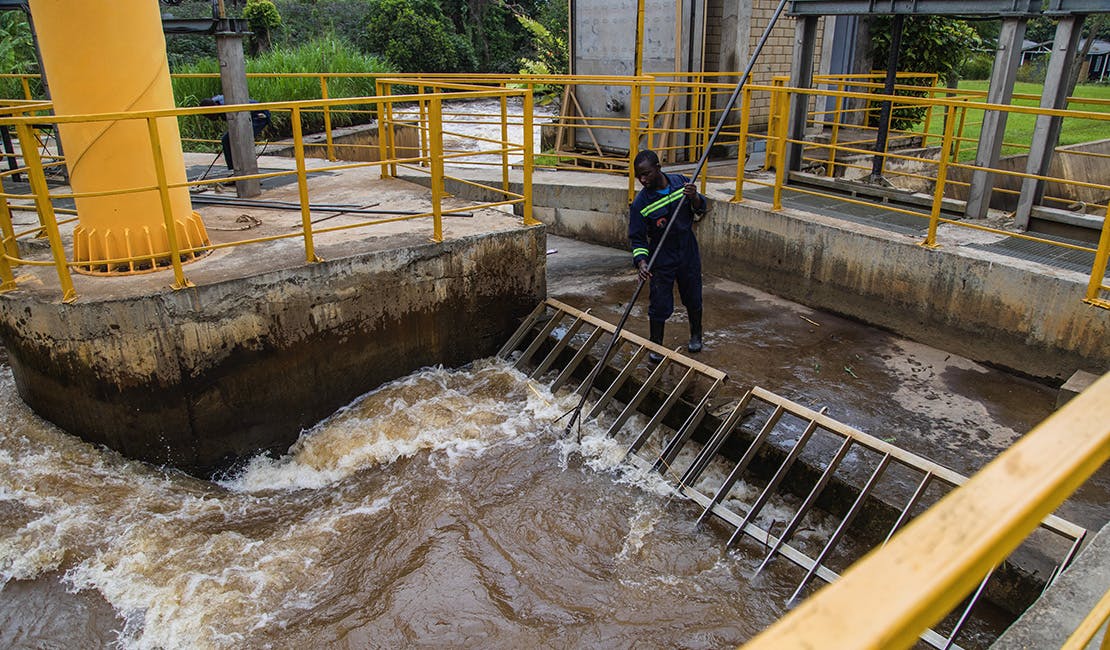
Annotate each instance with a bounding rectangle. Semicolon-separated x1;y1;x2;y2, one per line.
0;360;583;649
617;507;659;561
221;359;565;492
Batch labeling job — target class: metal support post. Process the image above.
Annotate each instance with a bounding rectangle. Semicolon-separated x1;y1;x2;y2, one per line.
966;17;1027;219
870;14;903;184
1014;15;1086;230
215;23;261;198
785;15;818;174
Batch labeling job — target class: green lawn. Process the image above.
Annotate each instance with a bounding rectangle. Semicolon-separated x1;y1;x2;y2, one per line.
924;80;1110;159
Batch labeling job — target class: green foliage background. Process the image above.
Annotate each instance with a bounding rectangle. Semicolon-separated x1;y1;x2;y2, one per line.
869;16;982;130
174;35;392;148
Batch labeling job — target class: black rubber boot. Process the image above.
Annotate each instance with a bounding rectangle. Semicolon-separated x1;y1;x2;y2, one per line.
648;320;665;363
687;309;703;353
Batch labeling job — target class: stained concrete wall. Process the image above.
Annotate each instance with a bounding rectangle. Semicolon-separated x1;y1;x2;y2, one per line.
418;170;1108;381
0;228;546;475
947;138;1110;212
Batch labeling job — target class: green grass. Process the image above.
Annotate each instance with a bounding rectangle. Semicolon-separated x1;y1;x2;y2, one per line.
173;35;394;149
923;80;1110;159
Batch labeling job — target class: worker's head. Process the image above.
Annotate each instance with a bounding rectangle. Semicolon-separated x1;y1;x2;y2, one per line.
198;97;222;121
633;150;664;190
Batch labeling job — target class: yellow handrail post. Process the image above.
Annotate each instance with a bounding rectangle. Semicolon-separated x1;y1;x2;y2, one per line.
0;179;17;261
646;79;656;151
386;90;397;178
629;80;642;202
290;107;320;263
375;80;389;179
0;245;13;293
320;76;335;162
429;94;444;242
955;99;970;163
418;84;429;167
826;91;844;177
921;76;936;148
700;81;711;193
772;88;790;211
923;104;957;249
145;117;191;290
733;86;752;203
0;181;15;290
522;89;537;227
501;93;509;194
20;77;32;101
1084;200;1110;306
14;122;75;302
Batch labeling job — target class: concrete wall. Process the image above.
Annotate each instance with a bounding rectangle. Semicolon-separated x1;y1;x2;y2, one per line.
0;228;546;475
425;171;1108;381
947;138;1110;211
269;122;421;163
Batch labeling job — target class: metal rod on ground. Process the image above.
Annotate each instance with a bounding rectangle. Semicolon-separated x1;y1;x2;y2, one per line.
192;150;223;183
560;0;791;443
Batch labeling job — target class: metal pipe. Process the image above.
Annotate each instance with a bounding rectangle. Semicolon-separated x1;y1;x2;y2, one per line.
870;14;904;183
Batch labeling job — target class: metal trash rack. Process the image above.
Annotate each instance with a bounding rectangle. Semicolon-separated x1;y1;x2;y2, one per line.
500;298;1088;649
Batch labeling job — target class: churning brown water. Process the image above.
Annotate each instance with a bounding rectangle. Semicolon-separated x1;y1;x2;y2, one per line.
0;359;804;649
1;357;1012;649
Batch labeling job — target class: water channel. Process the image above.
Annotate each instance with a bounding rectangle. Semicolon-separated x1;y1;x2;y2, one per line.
1;237;1103;649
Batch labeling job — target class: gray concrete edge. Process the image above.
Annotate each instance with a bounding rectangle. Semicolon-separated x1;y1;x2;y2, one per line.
992;521;1110;648
405;168;1109;382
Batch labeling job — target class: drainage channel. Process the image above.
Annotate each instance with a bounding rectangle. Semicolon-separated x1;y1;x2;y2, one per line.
501;297;1088;649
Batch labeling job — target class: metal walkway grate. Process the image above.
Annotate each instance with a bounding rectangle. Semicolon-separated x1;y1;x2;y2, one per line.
501;299;1087;650
968;233;1098;275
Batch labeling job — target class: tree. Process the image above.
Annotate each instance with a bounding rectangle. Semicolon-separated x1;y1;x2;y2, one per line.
243;0;283;55
0;11;38;98
363;0;477;73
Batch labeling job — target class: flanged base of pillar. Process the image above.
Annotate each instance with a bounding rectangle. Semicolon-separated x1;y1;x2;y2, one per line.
73;211;211;276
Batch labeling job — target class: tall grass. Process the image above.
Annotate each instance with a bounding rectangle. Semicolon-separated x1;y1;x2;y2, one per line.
173;35;394;148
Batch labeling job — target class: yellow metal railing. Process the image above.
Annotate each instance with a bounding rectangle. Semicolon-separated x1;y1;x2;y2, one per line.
742;372;1110;649
744;80;1110;308
0;84;535;301
4;72;1108;306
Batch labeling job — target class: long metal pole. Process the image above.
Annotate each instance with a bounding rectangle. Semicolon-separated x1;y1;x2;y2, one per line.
870;14;904;183
561;0;792;441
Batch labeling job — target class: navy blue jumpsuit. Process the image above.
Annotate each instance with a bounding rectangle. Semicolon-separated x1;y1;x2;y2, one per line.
628;172;705;322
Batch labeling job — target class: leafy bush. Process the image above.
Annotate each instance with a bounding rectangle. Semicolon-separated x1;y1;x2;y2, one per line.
959;53;995;81
274;0;376;52
243;0;283;55
869;16;982;131
362;0;476;73
511;12;567;105
173;35;394;148
1015;60;1048;84
0;11;40;99
441;0;528;74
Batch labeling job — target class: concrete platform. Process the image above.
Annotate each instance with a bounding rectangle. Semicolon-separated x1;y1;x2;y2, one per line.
2;148;1109;642
0;153;545;474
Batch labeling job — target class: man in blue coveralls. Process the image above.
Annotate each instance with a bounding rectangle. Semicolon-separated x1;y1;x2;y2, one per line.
199;95;271;172
628;149;707;362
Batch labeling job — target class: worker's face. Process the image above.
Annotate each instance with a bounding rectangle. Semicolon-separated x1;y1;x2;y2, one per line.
635;160;664;190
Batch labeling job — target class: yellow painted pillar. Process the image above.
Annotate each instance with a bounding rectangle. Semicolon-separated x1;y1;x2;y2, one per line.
28;0;208;273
